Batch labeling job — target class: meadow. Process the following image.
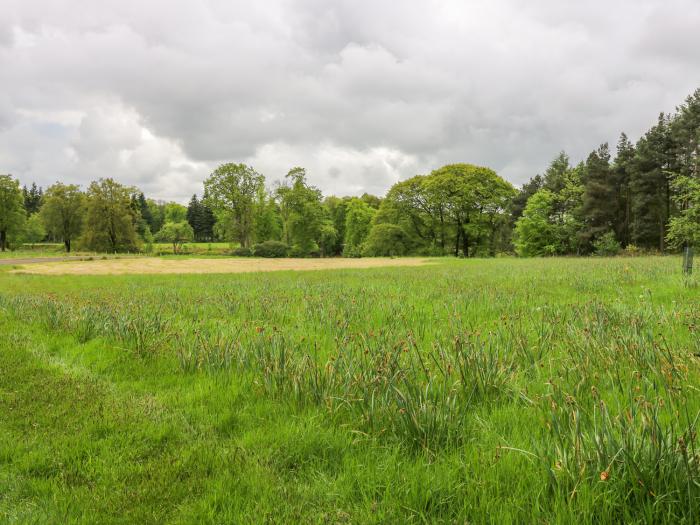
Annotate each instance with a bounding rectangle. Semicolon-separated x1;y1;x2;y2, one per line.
1;256;699;523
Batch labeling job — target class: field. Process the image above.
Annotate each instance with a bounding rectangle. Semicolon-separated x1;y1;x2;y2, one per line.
1;257;699;523
11;257;432;276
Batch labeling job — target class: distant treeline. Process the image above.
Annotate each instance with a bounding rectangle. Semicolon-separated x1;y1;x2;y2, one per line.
1;89;699;256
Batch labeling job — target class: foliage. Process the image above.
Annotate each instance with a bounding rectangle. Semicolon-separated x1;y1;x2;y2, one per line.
154;221;194;254
231;246;252;257
253;190;283;244
0;174;27;251
20;213;46;244
252;240;288;258
81;178;141;253
380;164;515;257
343;198;376;256
514;190;560;256
592;231;621;256
186;194;217;242
667;175;700;249
363;223;411;256
204;163;264;248
164;202;187;223
318;222;338;257
276;167;324;256
22;182;44;215
40;183;85;252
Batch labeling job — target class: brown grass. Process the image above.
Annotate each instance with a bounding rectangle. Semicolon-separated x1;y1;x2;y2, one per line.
13;257;435;276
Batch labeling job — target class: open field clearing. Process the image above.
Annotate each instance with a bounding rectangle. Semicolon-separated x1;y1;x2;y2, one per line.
1;256;699;523
11;256;433;275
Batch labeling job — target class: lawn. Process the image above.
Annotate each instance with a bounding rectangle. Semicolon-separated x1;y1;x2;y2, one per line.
0;256;699;523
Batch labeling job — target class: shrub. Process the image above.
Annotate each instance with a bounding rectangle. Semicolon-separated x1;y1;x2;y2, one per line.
231;246;252;257
252;240;288;258
343;245;363;258
593;231;621;257
623;244;642;257
288;245;306;258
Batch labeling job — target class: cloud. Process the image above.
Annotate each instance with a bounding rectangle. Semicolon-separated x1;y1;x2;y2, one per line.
1;0;699;201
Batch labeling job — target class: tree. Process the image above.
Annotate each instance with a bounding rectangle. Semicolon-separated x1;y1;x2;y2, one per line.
275;167;324;255
542;152;571;193
611;134;635;247
253;189;283;243
363;223;411;256
204;163;265;248
40;183;85;252
343;198;376;256
22;182;43;215
186;194;202;239
155;221;194;254
511;174;543;224
81;178;140;252
630;114;674;251
130;193;152;241
0;175;26;251
426;164;516;256
514;190;560;256
21;213;46;245
146;199;166;234
323;196;350;255
318;222;339;257
581;143;615;250
164;202;187;223
135;193;154;232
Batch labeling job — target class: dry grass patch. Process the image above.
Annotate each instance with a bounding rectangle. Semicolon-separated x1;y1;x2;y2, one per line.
13;257;434;275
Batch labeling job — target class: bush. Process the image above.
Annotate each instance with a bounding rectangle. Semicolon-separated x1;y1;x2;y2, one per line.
623;244;642;257
343;245;363;258
231;246;252;257
288;245;306;258
593;231;621;257
252;240;288;258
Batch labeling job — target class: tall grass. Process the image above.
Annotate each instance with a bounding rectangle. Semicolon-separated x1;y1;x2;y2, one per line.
1;256;699;521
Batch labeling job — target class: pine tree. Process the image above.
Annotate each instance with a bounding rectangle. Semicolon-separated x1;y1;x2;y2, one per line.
630;114;674;251
186;194;202;240
612;133;635;246
581;143;615;249
22;182;43;215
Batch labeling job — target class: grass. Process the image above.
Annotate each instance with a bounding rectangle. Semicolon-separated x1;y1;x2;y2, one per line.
0;256;699;523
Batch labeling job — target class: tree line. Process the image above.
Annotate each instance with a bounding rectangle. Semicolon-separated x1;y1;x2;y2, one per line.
1;88;698;257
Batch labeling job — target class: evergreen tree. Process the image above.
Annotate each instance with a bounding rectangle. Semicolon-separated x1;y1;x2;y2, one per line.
581;143;615;249
611;133;635;246
630;114;674;250
186;194;202;240
22;182;43;215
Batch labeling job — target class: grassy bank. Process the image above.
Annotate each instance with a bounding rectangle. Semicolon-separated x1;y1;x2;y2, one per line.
1;257;699;523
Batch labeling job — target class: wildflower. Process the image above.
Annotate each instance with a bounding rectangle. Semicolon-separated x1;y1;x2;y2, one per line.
600;471;609;481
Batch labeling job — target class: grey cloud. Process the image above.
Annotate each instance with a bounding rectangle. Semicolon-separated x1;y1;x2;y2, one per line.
1;0;699;202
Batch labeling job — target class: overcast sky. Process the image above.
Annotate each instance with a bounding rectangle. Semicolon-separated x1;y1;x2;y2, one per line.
1;1;699;202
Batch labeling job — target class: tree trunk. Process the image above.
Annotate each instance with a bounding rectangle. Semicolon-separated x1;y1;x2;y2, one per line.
0;229;5;252
454;219;461;256
462;227;469;257
65;238;71;253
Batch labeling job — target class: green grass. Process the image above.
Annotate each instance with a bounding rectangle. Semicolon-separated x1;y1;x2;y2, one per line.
1;257;699;523
152;242;234;255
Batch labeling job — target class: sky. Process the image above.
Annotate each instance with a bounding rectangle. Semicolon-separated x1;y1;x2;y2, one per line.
1;1;699;203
